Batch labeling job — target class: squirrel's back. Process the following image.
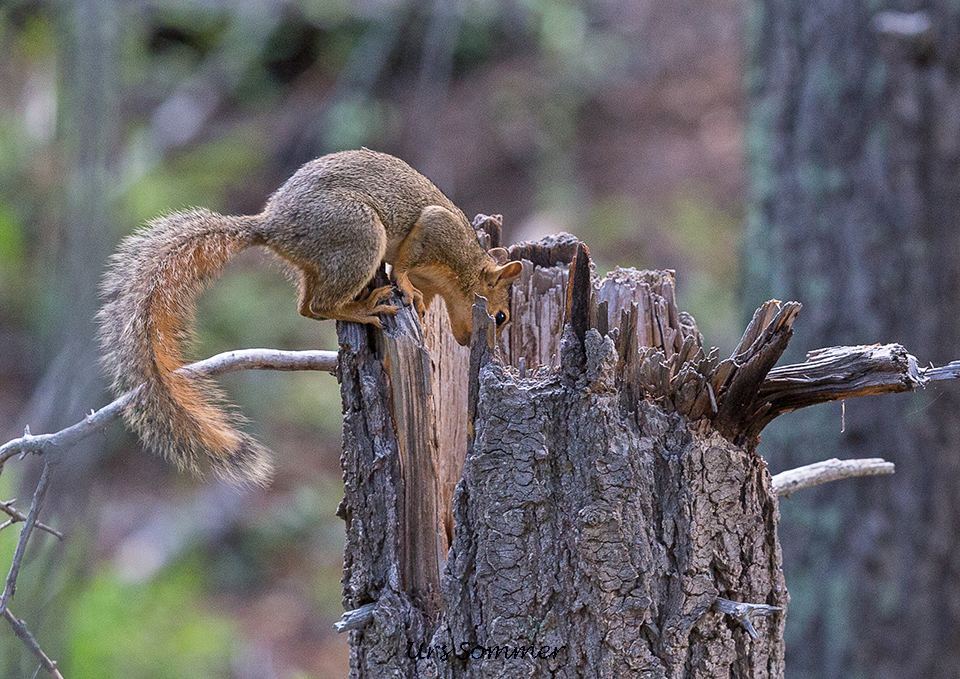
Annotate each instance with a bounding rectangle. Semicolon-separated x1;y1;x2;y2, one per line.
263;149;466;240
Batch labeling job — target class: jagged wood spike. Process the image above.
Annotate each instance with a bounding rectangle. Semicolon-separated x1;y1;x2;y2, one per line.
564;241;593;350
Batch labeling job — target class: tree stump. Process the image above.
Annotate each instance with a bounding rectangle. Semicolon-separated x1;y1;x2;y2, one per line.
336;231;807;678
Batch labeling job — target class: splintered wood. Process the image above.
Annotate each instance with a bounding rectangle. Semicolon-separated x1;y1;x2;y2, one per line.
495;237;927;449
495;236;800;449
421;301;470;549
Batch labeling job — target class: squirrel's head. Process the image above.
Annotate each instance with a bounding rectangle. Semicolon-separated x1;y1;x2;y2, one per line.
447;248;523;346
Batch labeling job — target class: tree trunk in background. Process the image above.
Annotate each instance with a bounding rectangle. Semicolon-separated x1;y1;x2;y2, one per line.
7;0;119;674
25;0;118;482
337;234;790;678
745;1;960;677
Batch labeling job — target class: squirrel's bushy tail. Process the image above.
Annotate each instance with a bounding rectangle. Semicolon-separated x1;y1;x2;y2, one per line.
98;208;272;485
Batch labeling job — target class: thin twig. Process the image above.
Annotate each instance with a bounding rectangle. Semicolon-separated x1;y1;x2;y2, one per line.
771;457;895;497
2;608;64;679
0;348;338;466
0;500;63;540
0;465;66;677
1;461;56;616
0;388;139;467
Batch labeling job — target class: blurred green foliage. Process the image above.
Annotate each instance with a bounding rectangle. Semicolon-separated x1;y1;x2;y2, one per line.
65;561;237;679
120;131;267;222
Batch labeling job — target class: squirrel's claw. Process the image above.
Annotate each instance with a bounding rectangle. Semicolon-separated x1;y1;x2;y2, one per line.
365;285;395;307
409;289;426;319
391;272;426;320
362;286;400;319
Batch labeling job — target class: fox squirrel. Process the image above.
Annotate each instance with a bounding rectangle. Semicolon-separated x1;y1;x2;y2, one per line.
97;148;523;485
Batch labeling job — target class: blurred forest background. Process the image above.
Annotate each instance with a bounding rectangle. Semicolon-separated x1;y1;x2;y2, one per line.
1;0;958;677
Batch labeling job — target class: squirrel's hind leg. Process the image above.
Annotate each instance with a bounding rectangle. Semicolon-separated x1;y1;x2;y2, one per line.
296;264;400;326
289;203;399;326
314;284;399;327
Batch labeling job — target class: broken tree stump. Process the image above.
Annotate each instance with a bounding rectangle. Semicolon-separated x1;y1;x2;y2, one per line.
335;231;926;678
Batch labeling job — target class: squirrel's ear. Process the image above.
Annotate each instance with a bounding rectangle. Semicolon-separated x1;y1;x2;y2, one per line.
488;247;508;264
495;261;523;284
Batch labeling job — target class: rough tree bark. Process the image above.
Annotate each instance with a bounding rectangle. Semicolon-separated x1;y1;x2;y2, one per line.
745;2;960;677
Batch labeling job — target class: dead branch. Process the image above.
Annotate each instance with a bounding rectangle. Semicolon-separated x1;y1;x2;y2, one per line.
771;458;896;497
0;346;337;677
176;347;338;377
3;608;64;679
760;344;922;414
0;348;338;466
1;461;56;616
0;462;60;677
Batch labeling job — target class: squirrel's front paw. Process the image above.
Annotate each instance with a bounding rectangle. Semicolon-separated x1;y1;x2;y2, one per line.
408;289;426;319
391;274;426;319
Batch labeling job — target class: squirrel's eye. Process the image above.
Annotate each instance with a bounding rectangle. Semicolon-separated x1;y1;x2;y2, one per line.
495;311;507;326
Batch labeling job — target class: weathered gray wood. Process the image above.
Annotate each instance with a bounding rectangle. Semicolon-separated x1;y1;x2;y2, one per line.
422;297;471;550
337;305;432;675
760;344;922;417
379;300;444;616
771;458;895;497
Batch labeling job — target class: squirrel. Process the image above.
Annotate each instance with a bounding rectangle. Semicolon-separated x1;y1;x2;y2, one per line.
97;148;523;485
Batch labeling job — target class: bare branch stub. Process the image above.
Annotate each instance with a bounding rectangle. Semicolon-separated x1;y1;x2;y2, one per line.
334;602;378;633
716;598;783;640
761;344;921;412
771;458;896;497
